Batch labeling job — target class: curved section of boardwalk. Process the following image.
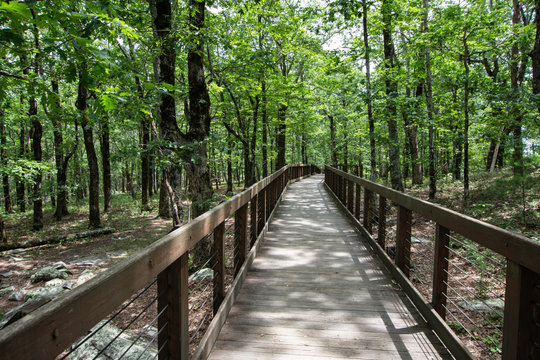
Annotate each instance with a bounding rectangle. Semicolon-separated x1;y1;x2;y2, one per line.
208;175;452;360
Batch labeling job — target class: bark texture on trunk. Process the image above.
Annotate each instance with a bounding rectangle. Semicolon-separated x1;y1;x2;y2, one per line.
382;0;403;192
510;0;524;176
463;29;470;203
363;0;376;181
0;111;12;213
100;117;111;212
531;0;540;114
77;65;101;228
276;104;287;169
423;0;436;199
30;97;43;231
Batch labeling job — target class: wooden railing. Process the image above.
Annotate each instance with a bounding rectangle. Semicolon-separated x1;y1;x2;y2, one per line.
325;166;540;360
0;164;318;360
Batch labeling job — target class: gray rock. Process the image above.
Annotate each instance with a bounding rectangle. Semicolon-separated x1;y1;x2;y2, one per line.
52;261;68;270
412;237;430;244
1;271;13;277
30;265;70;283
458;298;505;314
68;321;156;359
0;295;53;329
46;278;65;287
8;256;24;262
106;250;128;259
70;255;107;267
63;281;74;290
76;270;95;286
0;286;15;296
8;291;24;301
189;268;214;282
25;285;64;300
111;234;135;242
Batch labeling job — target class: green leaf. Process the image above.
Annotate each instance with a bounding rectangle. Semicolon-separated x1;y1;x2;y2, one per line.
0;1;32;19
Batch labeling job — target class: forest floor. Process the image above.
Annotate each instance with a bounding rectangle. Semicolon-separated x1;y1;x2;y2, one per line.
0;169;538;358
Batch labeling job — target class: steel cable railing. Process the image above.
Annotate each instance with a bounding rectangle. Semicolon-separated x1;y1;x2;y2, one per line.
324;165;540;360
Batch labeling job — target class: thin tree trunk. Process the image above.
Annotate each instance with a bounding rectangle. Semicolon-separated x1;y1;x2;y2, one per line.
511;0;524;176
530;0;540;114
276;104;287;169
382;0;403;191
30;97;43;231
463;29;470;203
100;116;111;212
423;0;436;198
328;113;337;166
363;0;377;181
141;117;151;210
0;110;12;213
227;136;233;193
77;64;101;228
158;170;170;218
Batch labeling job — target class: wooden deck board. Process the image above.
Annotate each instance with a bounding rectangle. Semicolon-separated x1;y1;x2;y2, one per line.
207;175;452;360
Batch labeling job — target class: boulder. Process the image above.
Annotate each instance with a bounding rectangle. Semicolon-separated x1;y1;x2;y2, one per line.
8;291;24;301
30;265;71;283
189;268;214;282
25;285;64;300
76;270;95;286
68;321;156;359
0;286;15;296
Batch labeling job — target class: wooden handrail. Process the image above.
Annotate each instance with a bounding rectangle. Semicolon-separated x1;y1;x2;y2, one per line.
325;165;540;360
0;164;316;360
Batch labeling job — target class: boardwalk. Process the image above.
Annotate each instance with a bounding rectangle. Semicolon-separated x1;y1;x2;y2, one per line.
208;175;452;360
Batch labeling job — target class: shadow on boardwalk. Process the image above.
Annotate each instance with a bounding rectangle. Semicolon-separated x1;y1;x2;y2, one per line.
208;175;452;360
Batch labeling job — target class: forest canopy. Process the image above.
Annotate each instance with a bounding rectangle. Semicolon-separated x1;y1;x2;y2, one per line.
0;0;538;235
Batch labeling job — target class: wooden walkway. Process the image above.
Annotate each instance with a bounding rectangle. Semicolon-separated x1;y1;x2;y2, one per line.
207;175;452;360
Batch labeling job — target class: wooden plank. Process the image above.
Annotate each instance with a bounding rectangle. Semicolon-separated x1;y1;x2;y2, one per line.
213;222;225;314
347;179;354;213
158;253;189;360
324;181;473;360
396;206;412;278
206;175;452;360
378;196;386;248
363;188;373;234
432;224;449;318
0;164;300;360
234;203;249;277
326;166;540;274
250;195;257;246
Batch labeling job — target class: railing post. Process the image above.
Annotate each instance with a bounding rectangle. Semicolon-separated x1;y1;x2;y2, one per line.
432;224;449;318
396;206;412;277
347;179;354;214
158;252;189;360
258;188;266;235
363;189;373;233
234;203;248;277
502;261;540;359
213;222;225;314
355;182;361;220
378;196;386;248
250;195;257;246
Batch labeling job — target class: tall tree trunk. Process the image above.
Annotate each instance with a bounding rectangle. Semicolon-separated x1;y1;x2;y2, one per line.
141;117;151;210
50;80;71;220
363;0;377;181
100;116;111;212
423;0;436;198
531;0;540;114
16;125;26;213
261;79;268;177
186;0;214;268
158;170;170;218
30;97;43;231
0;110;12;213
382;0;403;191
152;0;183;225
276;104;287;169
328;113;337;166
511;0;524;176
77;64;101;228
402;84;422;186
463;29;470;203
226;136;233;193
